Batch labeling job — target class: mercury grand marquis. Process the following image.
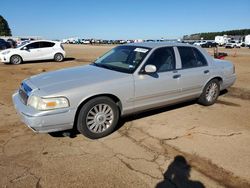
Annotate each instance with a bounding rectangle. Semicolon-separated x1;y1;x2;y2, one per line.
13;43;236;139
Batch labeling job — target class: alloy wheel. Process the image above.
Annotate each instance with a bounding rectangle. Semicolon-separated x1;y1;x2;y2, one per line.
205;82;219;102
86;104;114;133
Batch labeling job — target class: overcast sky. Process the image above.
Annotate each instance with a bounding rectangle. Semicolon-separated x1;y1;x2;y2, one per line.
1;0;250;39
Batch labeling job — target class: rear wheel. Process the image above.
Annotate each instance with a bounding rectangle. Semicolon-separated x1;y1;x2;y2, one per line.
54;53;64;62
10;55;22;64
198;79;220;106
77;97;119;139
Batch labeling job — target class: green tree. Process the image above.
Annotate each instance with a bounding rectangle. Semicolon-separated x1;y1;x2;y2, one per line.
183;29;250;40
0;15;12;36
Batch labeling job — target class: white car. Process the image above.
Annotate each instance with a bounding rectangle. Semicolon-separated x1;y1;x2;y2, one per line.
81;40;91;44
193;40;207;46
225;41;240;48
0;40;66;64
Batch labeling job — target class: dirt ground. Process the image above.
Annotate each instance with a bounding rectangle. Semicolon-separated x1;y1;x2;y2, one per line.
0;44;250;188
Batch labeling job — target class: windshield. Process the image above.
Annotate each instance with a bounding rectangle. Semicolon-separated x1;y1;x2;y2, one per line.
93;46;151;73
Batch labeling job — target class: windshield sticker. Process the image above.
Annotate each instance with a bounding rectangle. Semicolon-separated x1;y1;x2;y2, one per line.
134;48;148;53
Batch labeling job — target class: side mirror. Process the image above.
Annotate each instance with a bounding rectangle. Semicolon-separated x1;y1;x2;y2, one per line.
22;46;28;50
144;64;157;73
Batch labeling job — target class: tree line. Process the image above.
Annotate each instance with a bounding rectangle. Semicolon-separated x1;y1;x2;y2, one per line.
183;29;250;40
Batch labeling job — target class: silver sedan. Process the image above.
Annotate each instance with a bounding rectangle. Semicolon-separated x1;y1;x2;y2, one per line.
13;43;236;139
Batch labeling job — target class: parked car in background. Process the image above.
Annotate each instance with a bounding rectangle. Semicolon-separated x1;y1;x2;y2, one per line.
81;39;91;44
225;41;240;48
12;42;236;139
236;41;245;47
0;40;65;64
193;40;207;46
7;38;17;48
0;38;11;50
200;41;218;48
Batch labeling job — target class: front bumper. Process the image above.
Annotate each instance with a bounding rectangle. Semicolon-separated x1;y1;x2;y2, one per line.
12;92;76;133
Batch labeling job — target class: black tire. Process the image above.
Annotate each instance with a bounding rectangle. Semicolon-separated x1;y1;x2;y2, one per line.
198;79;220;106
10;55;22;64
77;97;119;139
54;53;64;62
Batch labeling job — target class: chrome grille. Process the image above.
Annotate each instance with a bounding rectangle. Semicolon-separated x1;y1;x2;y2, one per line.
18;82;32;105
19;88;28;104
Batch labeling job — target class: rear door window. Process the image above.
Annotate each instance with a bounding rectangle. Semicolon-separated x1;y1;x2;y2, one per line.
178;47;207;68
192;48;207;66
40;42;55;48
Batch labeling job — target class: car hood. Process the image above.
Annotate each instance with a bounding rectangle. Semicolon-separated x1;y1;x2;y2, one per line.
0;48;19;54
0;49;12;54
27;64;129;93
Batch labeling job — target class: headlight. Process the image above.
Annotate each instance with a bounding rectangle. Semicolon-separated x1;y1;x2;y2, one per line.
2;50;10;55
27;95;69;110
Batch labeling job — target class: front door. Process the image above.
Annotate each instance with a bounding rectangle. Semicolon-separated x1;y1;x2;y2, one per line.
133;47;181;111
20;42;42;61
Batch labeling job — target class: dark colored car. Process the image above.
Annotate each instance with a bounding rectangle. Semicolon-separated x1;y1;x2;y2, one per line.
201;41;218;48
0;39;11;50
7;39;17;48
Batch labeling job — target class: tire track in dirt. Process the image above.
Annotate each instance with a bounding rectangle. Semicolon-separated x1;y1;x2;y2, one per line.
226;87;250;100
118;125;250;188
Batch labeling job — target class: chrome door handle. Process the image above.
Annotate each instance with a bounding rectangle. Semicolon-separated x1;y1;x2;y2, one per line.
173;74;181;79
204;70;209;74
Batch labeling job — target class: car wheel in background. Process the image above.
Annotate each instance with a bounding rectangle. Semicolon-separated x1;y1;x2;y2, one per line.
77;97;119;139
54;53;64;62
198;79;220;106
10;55;22;64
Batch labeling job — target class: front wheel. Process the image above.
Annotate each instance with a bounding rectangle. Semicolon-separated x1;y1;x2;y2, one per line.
198;79;220;106
10;55;22;64
54;53;64;62
77;97;119;139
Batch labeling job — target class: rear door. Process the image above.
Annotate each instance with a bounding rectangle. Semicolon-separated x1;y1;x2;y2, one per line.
176;46;210;97
39;42;56;60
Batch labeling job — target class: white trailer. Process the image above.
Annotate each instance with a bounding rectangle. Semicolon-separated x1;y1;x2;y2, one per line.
215;35;230;46
245;35;250;45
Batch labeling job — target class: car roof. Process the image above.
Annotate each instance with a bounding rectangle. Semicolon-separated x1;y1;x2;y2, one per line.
29;40;59;43
125;42;192;49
